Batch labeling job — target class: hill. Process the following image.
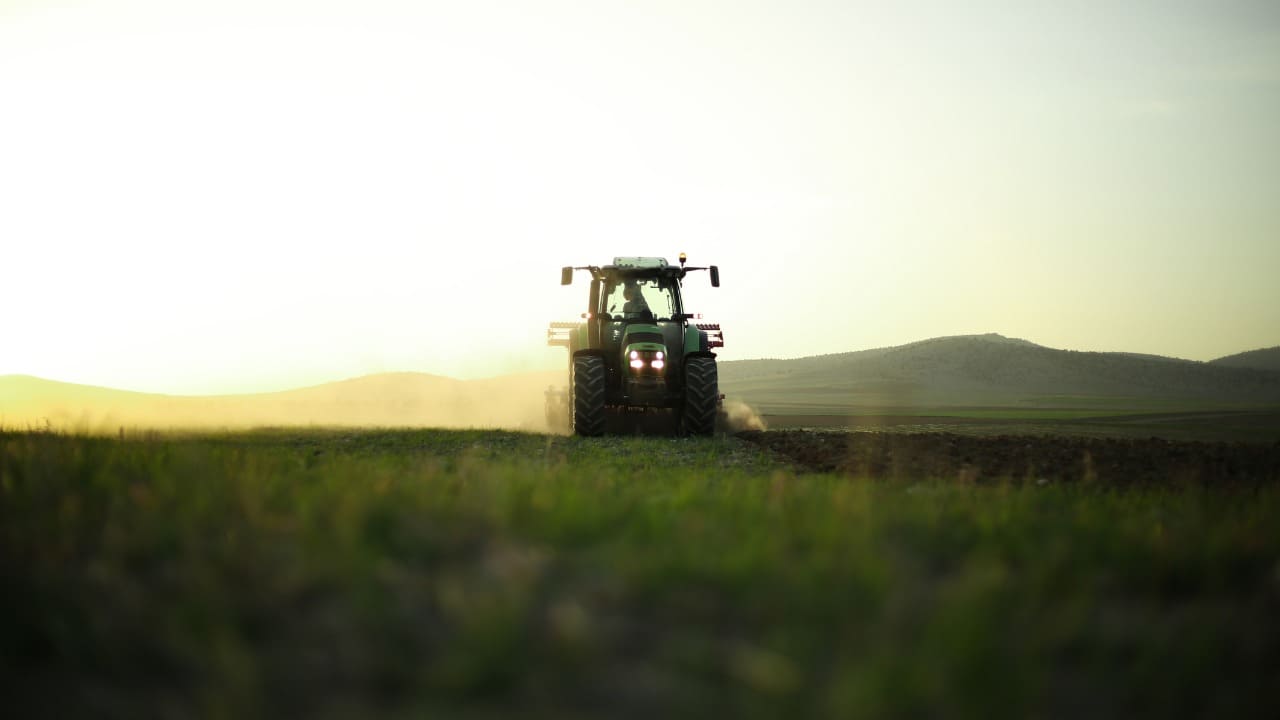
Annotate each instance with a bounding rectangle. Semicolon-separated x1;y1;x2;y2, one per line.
719;334;1280;412
1209;346;1280;372
0;371;561;431
6;334;1280;430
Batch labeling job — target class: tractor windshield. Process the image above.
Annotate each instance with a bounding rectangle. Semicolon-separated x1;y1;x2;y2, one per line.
605;277;678;320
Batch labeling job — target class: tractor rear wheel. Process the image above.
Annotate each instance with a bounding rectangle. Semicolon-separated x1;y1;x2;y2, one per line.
681;356;718;436
572;355;606;436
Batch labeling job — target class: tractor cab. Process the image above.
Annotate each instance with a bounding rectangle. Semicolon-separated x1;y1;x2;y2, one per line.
603;276;677;322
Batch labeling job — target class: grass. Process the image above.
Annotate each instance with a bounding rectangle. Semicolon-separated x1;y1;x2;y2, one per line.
3;427;1278;718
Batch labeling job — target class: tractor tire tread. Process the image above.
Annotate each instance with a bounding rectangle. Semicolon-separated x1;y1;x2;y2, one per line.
682;356;718;436
572;355;607;436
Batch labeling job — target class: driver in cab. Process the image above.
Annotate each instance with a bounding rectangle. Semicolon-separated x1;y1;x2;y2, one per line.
622;282;653;320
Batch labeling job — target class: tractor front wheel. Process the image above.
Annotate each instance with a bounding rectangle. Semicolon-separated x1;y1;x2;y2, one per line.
572;355;606;436
681;356;718;436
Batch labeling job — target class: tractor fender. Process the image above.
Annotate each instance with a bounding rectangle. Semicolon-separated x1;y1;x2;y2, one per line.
684;349;717;361
570;324;591;354
675;325;716;356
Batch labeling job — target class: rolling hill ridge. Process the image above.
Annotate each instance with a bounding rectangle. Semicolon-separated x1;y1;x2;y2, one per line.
0;371;559;431
4;334;1278;429
1209;346;1280;372
719;334;1280;413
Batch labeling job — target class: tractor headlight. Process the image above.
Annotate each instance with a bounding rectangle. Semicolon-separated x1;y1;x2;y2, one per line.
627;348;666;373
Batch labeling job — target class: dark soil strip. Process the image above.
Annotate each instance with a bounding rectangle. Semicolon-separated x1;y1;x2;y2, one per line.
737;430;1280;485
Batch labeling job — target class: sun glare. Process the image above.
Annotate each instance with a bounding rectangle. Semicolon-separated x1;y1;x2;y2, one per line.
2;1;1277;394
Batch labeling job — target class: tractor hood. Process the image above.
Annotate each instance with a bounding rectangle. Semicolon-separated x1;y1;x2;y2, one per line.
621;323;666;353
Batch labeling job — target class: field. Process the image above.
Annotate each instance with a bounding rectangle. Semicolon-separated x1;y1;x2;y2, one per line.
4;425;1280;719
760;408;1280;442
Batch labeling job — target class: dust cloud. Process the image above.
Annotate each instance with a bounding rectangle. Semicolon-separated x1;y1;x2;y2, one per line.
721;400;768;432
2;373;770;437
0;371;563;435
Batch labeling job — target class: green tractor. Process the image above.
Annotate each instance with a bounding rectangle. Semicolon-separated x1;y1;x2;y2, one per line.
547;254;724;436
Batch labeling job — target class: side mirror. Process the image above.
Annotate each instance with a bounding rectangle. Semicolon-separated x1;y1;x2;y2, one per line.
710;265;720;287
561;267;573;285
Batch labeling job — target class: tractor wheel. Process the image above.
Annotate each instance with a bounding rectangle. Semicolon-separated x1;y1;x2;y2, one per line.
681;356;718;436
572;355;606;436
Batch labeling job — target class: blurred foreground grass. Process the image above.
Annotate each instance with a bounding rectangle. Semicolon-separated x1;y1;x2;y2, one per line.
2;428;1278;719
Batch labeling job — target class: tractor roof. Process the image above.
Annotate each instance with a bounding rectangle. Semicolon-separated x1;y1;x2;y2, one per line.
566;255;712;283
612;257;668;269
595;264;684;281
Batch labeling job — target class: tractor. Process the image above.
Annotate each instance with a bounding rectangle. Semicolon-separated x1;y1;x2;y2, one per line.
547;254;724;436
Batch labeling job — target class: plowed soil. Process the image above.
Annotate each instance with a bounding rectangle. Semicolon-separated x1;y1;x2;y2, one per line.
737;430;1280;485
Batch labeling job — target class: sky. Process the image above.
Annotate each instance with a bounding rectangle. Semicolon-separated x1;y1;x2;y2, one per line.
2;0;1278;395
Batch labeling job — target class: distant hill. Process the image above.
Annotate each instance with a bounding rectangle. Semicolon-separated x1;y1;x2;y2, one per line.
719;334;1280;412
6;334;1280;430
1210;346;1280;372
0;371;561;431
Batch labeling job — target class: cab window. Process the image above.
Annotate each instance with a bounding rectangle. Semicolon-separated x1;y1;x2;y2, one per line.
605;278;677;320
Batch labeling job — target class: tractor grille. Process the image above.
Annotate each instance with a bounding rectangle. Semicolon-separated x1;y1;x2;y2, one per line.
626;332;664;345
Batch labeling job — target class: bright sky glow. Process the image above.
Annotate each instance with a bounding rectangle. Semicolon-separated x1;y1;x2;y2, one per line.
2;0;1278;394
